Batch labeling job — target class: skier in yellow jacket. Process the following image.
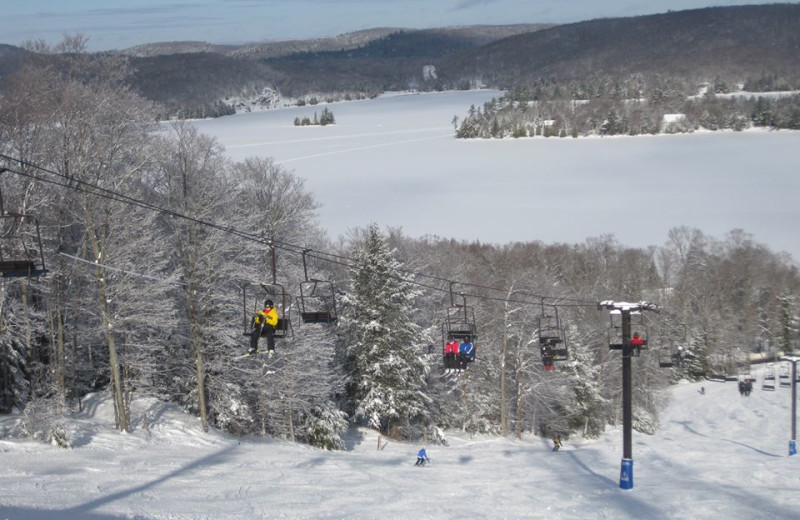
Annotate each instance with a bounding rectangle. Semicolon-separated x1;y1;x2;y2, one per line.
249;299;279;356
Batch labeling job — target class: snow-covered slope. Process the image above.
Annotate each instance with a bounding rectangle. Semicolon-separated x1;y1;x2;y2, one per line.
1;373;799;519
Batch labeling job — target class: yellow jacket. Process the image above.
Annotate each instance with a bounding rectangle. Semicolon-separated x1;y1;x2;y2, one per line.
254;306;279;327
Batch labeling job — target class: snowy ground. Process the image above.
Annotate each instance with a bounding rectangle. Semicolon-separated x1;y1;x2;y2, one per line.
1;368;799;519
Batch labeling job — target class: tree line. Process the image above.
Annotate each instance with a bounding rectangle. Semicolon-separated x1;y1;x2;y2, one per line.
1;39;798;450
455;81;800;139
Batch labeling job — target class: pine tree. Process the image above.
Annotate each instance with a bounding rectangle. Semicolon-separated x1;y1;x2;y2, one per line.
559;326;609;438
338;225;431;439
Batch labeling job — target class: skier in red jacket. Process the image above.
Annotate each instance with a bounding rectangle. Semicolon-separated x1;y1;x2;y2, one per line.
630;332;645;355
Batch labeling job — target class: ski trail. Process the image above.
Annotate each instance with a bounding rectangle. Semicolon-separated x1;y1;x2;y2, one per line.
227;126;453;150
274;133;454;164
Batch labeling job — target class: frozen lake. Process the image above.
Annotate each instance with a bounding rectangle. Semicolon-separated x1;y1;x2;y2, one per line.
190;90;800;261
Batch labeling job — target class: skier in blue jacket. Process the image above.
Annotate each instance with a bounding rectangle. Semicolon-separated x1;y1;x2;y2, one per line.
458;337;475;370
415;447;429;466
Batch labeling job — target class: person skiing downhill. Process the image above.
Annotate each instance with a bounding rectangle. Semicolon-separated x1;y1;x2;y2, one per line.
415;447;430;466
552;435;563;451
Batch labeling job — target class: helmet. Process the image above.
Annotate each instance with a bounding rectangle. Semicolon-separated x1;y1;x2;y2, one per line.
264;299;274;307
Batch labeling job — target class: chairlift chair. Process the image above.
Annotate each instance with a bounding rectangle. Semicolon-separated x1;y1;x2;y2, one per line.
241;242;294;340
608;310;648;356
297;249;338;325
779;363;791;387
440;284;478;368
762;364;776;391
443;284;478;340
538;305;568;369
656;323;688;368
242;282;292;339
0;187;47;277
658;348;676;368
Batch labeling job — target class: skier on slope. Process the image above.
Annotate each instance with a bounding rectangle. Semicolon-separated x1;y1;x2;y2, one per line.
415;447;430;466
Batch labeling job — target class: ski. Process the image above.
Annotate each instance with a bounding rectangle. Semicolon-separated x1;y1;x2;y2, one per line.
236;350;276;360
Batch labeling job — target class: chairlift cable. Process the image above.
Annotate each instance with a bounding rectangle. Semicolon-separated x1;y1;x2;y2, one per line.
1;154;605;310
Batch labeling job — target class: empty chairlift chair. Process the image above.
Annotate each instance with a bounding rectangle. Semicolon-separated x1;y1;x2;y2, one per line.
297;250;338;325
0;200;47;278
762;364;776;391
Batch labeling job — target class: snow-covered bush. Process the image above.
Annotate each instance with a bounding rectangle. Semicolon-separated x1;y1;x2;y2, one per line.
299;404;348;451
48;423;70;449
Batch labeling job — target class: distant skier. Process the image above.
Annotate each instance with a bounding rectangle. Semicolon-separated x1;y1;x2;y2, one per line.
552;435;562;452
699;386;705;395
415;447;430;466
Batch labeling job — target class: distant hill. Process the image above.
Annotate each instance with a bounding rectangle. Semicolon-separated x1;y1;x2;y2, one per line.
435;4;800;88
0;44;30;78
0;5;798;117
117;41;240;57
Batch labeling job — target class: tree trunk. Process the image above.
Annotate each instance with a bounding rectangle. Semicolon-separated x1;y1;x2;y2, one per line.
56;309;66;413
500;303;509;437
86;213;129;432
513;363;525;440
192;323;208;432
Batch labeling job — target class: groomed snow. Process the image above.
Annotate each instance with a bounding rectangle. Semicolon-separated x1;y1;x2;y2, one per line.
1;366;799;519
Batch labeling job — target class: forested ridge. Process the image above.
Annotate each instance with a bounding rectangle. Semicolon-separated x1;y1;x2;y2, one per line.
0;5;798;120
1;38;798;450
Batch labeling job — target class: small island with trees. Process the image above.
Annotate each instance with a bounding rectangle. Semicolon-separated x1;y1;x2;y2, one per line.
294;107;336;126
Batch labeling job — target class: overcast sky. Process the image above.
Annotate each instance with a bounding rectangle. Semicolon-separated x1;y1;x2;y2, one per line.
0;1;790;51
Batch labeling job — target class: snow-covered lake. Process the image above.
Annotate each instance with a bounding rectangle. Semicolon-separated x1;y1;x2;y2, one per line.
190;90;800;261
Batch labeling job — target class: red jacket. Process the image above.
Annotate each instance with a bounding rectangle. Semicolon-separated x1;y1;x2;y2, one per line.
445;341;459;354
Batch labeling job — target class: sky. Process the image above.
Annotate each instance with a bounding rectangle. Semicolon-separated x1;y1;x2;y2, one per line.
0;0;791;51
1;366;799;519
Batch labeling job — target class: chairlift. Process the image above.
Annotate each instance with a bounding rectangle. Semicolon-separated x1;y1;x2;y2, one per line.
538;303;568;370
440;283;477;369
656;323;688;368
0;187;47;278
762;364;776;391
608;309;648;356
242;282;292;340
297;249;338;324
779;363;791;387
241;240;292;340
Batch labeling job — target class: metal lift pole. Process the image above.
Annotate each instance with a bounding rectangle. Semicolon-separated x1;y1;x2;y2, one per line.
784;356;799;456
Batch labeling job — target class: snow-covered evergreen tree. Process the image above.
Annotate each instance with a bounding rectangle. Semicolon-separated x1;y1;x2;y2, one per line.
338;224;431;439
558;325;609;438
